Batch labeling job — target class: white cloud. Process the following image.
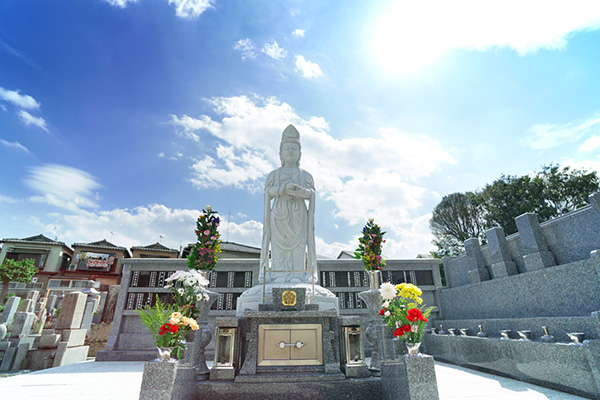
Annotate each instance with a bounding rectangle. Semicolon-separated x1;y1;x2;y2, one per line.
373;1;600;73
24;164;102;211
168;0;214;19
103;0;138;8
0;139;29;153
169;94;454;257
261;40;287;60
158;152;166;158
0;87;40;110
520;113;600;150
25;204;263;254
18;110;48;132
103;0;213;18
292;29;305;38
295;55;323;79
579;135;600;152
234;38;256;60
0;195;19;204
562;155;600;175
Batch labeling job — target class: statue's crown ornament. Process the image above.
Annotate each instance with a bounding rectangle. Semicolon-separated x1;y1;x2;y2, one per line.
281;124;301;145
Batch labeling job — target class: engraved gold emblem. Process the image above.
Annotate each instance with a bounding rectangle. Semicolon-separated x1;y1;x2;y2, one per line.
282;290;297;306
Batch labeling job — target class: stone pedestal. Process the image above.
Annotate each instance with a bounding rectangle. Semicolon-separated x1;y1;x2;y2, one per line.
236;283;338;317
139;361;197;400
380;355;440;400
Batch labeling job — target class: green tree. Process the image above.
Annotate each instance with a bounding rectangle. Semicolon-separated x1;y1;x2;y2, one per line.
430;192;487;256
431;165;600;255
0;258;38;305
481;165;599;235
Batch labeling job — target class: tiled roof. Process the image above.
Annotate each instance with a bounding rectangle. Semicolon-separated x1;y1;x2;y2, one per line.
72;239;128;251
220;241;261;254
130;242;178;253
1;234;66;247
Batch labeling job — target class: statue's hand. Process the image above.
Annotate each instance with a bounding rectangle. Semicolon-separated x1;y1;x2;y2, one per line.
285;183;303;196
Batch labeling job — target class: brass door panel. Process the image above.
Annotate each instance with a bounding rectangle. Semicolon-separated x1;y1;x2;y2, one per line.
258;323;323;366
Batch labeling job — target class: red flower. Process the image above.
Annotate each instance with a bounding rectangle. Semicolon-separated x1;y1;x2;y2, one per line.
159;323;170;335
407;308;424;322
169;324;179;333
379;308;386;316
393;325;411;337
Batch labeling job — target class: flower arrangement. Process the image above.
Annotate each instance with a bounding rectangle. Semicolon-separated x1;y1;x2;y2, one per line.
164;269;210;320
136;269;210;360
187;205;222;271
354;218;386;271
379;282;434;343
135;298;200;360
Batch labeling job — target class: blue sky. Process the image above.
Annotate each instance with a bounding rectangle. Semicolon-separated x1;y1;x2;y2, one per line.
2;0;600;258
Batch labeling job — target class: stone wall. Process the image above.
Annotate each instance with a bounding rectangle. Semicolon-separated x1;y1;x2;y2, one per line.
426;191;600;399
444;192;600;289
96;257;443;361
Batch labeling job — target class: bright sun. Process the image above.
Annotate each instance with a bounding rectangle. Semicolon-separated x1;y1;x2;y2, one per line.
372;2;451;74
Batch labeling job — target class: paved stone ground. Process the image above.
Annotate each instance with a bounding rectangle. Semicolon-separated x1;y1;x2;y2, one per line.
0;360;589;399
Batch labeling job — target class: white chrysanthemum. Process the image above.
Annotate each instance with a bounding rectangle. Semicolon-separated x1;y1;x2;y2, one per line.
196;293;202;301
177;288;185;295
203;292;210;301
380;282;396;300
384;310;391;317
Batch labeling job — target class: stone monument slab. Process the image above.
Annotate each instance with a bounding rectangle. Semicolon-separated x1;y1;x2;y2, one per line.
0;296;21;325
11;312;36;338
56;292;87;330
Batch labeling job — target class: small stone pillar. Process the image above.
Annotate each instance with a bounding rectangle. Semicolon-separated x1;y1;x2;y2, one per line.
515;213;556;271
358;288;384;371
381;355;440;400
486;227;518;278
139;362;197;400
464;238;490;283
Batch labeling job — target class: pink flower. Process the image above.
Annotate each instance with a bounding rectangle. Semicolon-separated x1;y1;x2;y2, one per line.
203;230;210;235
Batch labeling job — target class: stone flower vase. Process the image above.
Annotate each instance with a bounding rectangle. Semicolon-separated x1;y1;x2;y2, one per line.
156;346;176;362
404;342;421;357
189;289;220;380
368;270;382;290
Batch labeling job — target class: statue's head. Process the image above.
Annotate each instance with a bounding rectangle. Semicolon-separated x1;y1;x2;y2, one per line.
279;124;301;167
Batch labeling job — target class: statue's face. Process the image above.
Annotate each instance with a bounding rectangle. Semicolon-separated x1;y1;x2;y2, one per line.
280;142;300;165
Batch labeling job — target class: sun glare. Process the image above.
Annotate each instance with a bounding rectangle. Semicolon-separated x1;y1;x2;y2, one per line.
372;2;449;74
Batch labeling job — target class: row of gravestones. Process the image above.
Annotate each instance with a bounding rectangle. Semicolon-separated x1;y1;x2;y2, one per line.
0;288;102;371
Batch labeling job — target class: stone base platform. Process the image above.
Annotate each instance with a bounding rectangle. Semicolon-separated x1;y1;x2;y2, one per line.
197;376;382;399
234;371;346;383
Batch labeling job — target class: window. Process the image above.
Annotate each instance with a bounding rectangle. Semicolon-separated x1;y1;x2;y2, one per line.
6;250;49;269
